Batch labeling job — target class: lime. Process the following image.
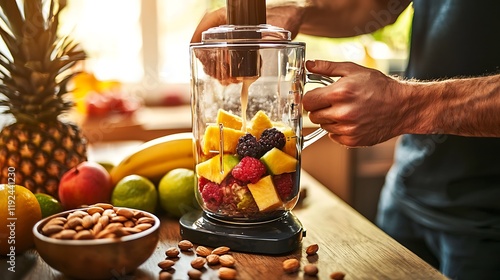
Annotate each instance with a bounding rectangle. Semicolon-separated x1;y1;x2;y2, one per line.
158;168;198;218
112;175;158;213
97;161;115;173
35;193;63;218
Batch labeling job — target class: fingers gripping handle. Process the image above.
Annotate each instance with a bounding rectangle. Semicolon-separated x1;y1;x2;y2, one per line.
302;72;335;149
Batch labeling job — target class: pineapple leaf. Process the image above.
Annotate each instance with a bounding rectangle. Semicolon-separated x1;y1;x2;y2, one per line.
0;0;24;40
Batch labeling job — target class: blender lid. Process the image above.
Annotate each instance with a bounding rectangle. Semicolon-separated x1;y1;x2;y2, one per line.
201;24;291;43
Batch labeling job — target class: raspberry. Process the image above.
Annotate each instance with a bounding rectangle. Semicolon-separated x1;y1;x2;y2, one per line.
201;182;223;210
259;128;286;154
198;176;210;193
236;133;263;158
273;173;294;201
231;156;267;183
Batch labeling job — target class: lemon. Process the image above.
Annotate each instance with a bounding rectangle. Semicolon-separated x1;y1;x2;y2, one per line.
97;161;115;173
111;175;158;213
35;193;63;218
0;185;42;255
158;168;198;218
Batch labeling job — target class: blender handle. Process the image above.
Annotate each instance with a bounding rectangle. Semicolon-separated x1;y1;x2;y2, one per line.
302;72;335;149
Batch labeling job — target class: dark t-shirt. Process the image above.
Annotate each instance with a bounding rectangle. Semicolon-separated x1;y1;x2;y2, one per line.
385;0;500;236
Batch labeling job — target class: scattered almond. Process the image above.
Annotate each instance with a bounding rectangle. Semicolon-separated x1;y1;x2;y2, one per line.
219;254;236;267
219;267;237;280
212;246;230;255
159;271;173;280
178;239;194;251
206;254;220;265
330;271;346;280
304;264;319;276
187;269;202;279
165;247;180;258
157;259;175;270
282;258;300;273
190;256;207;269
195;245;212;257
306;244;319;255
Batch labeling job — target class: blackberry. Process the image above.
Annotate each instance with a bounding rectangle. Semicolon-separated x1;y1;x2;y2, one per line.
259;128;286;153
236;133;263;158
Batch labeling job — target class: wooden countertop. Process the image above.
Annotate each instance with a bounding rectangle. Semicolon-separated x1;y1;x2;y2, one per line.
16;171;446;280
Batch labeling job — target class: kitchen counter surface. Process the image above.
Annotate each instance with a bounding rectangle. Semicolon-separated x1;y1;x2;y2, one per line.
13;171;447;280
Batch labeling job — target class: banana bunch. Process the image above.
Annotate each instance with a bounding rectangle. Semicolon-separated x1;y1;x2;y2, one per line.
110;132;195;184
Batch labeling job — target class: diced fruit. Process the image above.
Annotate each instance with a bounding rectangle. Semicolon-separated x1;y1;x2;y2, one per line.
248;110;273;139
273;173;294;201
259;128;286;154
216;109;243;130
236;133;263;158
231;156;267;183
202;125;246;154
196;154;240;184
280;127;297;157
247;175;282;212
260;147;298;175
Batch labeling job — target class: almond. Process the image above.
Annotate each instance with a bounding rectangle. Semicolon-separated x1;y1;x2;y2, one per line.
187;269;202;279
330;271;346;280
206;254;220;265
219;267;237;280
178;239;194;251
212;246;231;255
159;271;173;280
283;258;300;273
157;259;175;270
219;254;236;267
304;264;319;276
190;256;206;269
195;245;212;257
165;247;180;258
306;244;319;255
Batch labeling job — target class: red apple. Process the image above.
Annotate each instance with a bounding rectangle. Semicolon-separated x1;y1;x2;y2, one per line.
58;161;114;210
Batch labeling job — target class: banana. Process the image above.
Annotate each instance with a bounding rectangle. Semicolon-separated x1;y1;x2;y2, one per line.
110;132;195;184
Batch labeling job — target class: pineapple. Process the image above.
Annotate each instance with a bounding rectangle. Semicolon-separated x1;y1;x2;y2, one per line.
0;0;87;198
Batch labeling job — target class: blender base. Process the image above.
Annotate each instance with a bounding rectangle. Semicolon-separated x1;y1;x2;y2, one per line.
179;211;305;255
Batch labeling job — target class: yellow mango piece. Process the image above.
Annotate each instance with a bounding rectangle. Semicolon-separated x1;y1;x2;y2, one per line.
247;175;282;212
248;110;273;139
216;109;243;130
196;154;240;184
202;125;246;154
260;147;298;175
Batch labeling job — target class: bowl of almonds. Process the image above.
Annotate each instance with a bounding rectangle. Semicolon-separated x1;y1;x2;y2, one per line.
32;203;160;279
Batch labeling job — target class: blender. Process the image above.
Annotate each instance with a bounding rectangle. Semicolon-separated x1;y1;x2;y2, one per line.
180;0;333;254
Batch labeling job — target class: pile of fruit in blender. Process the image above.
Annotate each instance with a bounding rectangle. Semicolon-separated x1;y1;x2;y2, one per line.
196;109;299;219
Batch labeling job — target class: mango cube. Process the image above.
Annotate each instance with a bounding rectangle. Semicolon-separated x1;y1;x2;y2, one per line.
196;154;240;184
247;175;282;212
216;109;243;130
248;110;273;139
202;125;246;154
260;147;298;175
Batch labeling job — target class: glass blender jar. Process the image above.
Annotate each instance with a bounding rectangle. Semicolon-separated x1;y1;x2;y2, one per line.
180;0;332;254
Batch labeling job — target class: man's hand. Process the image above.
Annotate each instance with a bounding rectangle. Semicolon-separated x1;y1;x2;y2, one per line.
303;60;408;147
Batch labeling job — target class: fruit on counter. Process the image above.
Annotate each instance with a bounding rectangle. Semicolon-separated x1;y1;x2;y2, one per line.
0;185;42;255
0;0;88;200
247;175;282;212
110;132;195;184
202;125;246;154
158;168;198;218
111;175;158;213
260;148;298;175
216;109;243;130
196;154;240;184
58;161;113;210
247;110;273;139
35;193;63;218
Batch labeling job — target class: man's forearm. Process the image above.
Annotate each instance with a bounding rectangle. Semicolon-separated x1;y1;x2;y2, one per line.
403;74;500;137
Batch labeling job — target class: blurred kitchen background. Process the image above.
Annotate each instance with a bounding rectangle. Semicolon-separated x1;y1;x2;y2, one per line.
1;0;414;222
